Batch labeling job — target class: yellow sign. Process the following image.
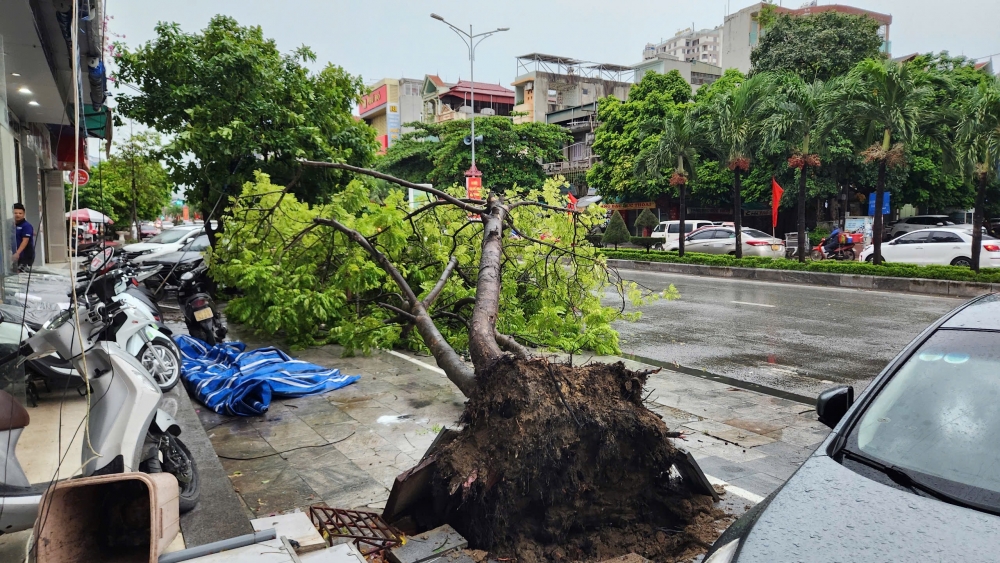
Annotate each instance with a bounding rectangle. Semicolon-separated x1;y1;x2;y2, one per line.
602;201;656;211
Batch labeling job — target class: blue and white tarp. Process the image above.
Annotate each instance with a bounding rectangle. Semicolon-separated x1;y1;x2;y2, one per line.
174;335;360;417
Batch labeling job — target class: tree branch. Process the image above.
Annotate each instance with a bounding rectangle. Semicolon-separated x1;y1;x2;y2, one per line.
468;196;507;369
509;200;582;214
377;302;415;321
496;333;532;360
300;160;485;214
423;256;458;308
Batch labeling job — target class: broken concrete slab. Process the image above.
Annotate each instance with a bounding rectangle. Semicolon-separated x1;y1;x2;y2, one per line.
387;524;468;563
251;512;326;554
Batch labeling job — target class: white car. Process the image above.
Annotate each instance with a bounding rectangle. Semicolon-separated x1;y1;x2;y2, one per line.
860;227;1000;268
650;219;715;250
123;225;204;262
888;215;956;239
666;227;785;258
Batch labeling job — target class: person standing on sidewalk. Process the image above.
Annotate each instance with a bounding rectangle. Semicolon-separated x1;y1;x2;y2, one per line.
11;203;35;272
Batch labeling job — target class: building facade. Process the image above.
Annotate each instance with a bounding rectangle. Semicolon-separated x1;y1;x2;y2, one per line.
511;54;632;125
722;2;892;74
419;76;515;125
633;55;723;92
358;77;423;152
1;0;112;271
643;27;722;66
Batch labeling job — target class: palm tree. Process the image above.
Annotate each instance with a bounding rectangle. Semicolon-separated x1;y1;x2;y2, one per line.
957;76;1000;273
704;73;776;258
829;59;941;265
765;75;837;262
636;107;702;256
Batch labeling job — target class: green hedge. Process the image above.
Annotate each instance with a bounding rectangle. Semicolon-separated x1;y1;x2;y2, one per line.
630;237;660;252
600;249;1000;284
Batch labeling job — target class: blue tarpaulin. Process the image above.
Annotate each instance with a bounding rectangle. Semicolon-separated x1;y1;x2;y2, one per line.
174;335;360;417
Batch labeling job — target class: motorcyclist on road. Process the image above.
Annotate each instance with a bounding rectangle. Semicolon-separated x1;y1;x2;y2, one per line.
824;226;843;257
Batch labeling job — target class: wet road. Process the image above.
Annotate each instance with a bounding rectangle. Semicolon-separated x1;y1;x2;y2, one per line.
611;271;961;397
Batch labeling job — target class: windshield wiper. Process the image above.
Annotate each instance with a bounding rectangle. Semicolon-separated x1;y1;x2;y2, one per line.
842;449;1000;517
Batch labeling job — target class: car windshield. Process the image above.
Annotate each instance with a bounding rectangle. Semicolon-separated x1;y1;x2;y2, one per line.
848;330;1000;507
742;229;772;239
182;235;211;252
148;228;194;244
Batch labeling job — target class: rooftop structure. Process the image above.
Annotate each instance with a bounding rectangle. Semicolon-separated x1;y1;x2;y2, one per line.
511;53;633;125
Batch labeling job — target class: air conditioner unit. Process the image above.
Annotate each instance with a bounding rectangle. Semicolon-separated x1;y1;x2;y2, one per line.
481;108;496;116
458;105;473;114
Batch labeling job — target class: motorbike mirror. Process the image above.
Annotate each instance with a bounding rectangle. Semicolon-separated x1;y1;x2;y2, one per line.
817;385;854;429
88;247;115;274
180;271;195;281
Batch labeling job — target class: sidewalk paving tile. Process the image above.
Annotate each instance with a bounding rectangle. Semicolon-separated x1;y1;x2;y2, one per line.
728;472;787;497
682;420;776;448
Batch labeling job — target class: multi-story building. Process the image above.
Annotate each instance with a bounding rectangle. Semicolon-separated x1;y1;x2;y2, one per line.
633;55;723;92
643;27;722;66
511;54;633;125
419;75;515;125
722;2;892;74
357;77;424;152
2;0;112;269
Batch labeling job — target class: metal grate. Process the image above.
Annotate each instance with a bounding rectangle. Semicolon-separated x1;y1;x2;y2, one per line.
309;506;402;557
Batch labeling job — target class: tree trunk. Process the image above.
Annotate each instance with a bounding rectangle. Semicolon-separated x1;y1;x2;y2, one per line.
468;196;506;371
797;165;807;263
733;170;744;259
873;161;887;265
972;174;988;273
678;182;686;257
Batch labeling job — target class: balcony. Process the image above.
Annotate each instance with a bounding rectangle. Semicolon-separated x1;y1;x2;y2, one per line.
543;142;599;175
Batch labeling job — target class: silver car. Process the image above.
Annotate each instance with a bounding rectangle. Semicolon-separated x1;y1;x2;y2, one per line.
889;215;955;239
667;227;785;258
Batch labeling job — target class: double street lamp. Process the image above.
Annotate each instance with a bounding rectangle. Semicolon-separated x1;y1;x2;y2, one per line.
430;13;509;174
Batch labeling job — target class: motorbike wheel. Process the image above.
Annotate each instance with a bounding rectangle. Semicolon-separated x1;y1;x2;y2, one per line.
843;249;857;261
198;320;217;346
143;433;201;513
810;249;825;261
138;336;181;392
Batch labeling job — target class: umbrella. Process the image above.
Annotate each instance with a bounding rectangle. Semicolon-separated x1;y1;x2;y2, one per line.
66;208;113;224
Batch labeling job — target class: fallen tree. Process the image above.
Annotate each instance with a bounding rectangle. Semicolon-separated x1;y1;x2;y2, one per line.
213;164;723;560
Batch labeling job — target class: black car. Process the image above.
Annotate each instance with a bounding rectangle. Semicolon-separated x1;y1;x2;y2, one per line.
704;293;1000;563
144;234;210;291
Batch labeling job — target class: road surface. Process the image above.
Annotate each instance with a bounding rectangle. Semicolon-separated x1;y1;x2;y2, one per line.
611;270;961;397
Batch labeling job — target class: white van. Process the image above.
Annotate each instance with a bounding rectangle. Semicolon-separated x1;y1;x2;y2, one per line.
651;220;715;249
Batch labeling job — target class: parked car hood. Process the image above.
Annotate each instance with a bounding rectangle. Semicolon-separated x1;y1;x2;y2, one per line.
734;455;1000;562
148;250;204;266
122;241;166;252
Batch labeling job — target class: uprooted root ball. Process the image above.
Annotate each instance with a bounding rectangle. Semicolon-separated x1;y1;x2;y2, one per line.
431;357;726;562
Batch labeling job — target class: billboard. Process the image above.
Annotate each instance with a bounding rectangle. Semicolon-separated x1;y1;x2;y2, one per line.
387;103;401;146
359;84;388;117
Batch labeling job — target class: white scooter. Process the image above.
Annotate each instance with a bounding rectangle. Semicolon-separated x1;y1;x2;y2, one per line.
25;259;180;400
0;270;200;533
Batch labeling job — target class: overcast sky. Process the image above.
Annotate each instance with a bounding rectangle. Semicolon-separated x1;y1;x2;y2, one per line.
107;0;999;93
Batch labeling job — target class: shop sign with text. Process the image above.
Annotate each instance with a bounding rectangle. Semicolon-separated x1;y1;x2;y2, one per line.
359;85;388;116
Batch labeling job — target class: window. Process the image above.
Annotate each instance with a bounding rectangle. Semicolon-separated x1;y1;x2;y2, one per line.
689;229;716;241
715;229;737;239
928;231;964;243
652;224;666;234
148;227;199;244
684;223;700;233
743;228;772;239
184;235;211;252
667;224;680;234
582;88;590;95
893;231;929;244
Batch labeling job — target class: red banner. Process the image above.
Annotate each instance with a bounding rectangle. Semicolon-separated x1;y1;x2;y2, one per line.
359;84;388;116
771;177;784;229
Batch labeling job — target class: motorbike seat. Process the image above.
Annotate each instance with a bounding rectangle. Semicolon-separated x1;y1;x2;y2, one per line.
0;390;30;430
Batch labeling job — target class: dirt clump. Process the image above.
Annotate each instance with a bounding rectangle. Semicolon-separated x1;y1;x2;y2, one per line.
429;357;728;562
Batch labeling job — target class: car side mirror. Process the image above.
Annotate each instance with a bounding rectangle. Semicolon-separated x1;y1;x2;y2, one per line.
817;385;854;429
936;222;944;226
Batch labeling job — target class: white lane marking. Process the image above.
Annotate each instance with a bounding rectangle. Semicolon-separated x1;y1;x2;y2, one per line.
731;301;776;308
389;350;767;505
387;350;447;375
706;475;765;504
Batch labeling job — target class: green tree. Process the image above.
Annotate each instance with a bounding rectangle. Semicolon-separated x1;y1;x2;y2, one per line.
830;59;944;264
114;16;377;245
377;117;568;192
71;133;172;227
765;76;838;261
588;71;691;198
635;107;702;256
633;208;659;236
958;76;1000;272
702;73;776;258
602;211;631;250
751;10;883;82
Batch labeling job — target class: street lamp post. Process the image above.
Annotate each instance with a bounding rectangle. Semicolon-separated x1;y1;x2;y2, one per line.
430;13;508;174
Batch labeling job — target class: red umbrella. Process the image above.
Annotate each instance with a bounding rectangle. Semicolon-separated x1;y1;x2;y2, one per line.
66;208;114;224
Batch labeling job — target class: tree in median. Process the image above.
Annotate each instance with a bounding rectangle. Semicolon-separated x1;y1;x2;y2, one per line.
958;76;1000;272
702;73;776;258
602;211;631;250
633;208;659;236
829;59;945;265
114;16;376;245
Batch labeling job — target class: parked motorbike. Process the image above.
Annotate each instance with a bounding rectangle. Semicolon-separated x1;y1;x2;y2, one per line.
811;237;857;261
177;263;227;346
25;253;181;406
0;266;200;533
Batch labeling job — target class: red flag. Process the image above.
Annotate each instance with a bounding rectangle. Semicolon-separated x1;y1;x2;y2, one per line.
771;177;784;229
567;192;578;211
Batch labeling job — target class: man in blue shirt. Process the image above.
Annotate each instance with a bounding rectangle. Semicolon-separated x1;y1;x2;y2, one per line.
12;203;35;272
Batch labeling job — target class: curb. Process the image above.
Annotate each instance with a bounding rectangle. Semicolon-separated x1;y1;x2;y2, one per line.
607;259;997;298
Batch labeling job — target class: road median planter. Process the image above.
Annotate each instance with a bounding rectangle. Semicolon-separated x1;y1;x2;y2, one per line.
606;255;998;298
